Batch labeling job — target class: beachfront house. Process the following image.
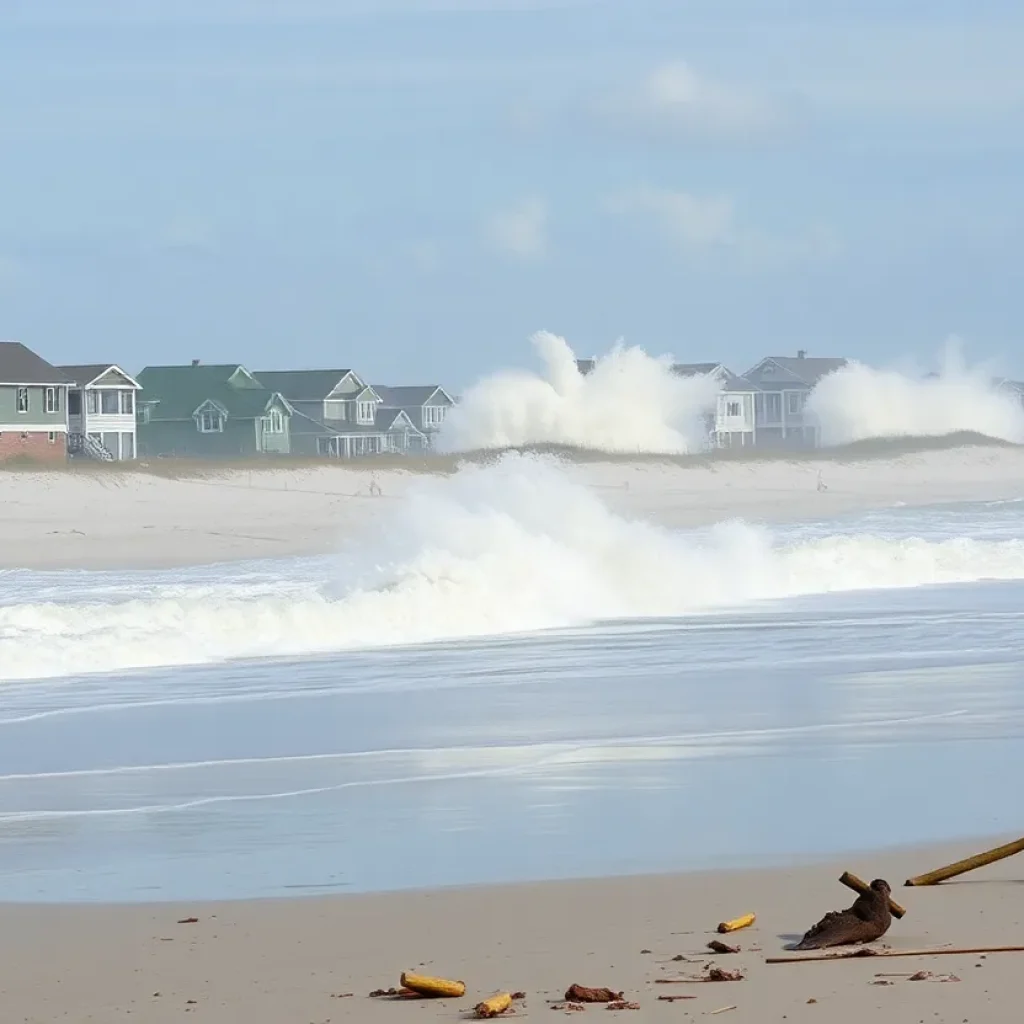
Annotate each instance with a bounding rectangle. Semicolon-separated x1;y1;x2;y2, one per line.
135;362;294;458
0;341;72;463
253;369;426;457
59;364;143;461
742;352;848;448
372;385;455;449
670;362;759;449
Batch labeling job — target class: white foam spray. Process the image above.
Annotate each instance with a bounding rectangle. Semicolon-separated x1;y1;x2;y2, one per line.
3;454;1024;683
436;331;720;453
808;341;1024;446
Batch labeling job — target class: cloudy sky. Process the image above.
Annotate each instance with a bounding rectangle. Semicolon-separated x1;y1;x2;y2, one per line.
2;0;1022;387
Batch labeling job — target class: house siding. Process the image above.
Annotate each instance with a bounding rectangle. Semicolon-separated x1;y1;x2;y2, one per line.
256;416;291;454
138;418;269;458
0;384;68;428
0;428;67;463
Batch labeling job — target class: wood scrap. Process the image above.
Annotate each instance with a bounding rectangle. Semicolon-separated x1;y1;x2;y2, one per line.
707;940;740;954
839;870;907;918
606;1001;640;1010
564;984;623;1003
399;971;465;998
710;1007;737;1015
475;992;513;1018
657;995;697;1002
905;836;1024;886
767;943;1024;964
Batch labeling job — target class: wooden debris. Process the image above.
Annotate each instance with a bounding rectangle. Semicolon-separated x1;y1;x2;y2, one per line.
707;940;740;954
717;913;755;934
707;967;744;982
767;943;1024;964
606;1001;640;1010
475;992;513;1018
655;966;744;984
657;995;697;1002
177;917;199;924
905;836;1024;886
399;971;466;998
564;984;623;1003
710;1006;737;1015
839;871;907;918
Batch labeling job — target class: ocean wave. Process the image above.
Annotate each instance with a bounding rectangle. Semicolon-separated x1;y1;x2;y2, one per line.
2;453;1023;683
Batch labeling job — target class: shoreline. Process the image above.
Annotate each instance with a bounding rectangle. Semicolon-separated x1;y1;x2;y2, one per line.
1;834;1020;1021
2;444;1023;570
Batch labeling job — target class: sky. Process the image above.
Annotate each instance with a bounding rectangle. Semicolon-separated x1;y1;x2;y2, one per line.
1;0;1023;390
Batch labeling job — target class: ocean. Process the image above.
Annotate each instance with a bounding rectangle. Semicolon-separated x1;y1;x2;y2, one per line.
1;458;1023;902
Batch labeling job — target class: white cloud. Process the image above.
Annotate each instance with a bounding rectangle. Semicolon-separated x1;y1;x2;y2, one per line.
606;185;842;270
594;60;787;144
484;197;548;261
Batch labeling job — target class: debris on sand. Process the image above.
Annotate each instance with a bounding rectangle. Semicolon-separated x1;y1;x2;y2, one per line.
707;940;740;954
717;913;755;934
399;971;466;998
474;992;513;1018
791;879;893;951
564;984;624;1003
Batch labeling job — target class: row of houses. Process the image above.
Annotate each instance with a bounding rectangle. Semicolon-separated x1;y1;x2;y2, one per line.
0;341;454;463
579;352;1024;449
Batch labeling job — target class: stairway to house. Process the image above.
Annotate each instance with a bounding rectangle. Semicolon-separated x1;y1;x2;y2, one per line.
68;433;115;461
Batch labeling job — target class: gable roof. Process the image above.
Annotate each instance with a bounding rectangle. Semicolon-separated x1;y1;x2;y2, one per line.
745;355;848;387
253;369;362;400
58;363;142;389
0;341;73;386
671;362;725;377
136;364;290;422
373;384;454;407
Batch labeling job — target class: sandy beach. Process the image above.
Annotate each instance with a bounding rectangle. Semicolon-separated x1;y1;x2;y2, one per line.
1;837;1021;1022
2;443;1024;570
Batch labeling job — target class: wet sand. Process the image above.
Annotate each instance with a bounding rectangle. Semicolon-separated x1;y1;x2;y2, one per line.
1;837;1021;1022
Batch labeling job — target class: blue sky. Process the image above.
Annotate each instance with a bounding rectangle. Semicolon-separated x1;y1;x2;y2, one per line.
2;0;1023;389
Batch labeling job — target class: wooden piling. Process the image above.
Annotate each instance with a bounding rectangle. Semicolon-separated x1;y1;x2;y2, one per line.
839;871;907;918
904;837;1024;887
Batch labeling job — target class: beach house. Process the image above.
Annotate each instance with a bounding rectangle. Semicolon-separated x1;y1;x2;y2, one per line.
372;385;455;449
59;364;143;461
670;363;759;449
0;341;72;463
135;362;294;458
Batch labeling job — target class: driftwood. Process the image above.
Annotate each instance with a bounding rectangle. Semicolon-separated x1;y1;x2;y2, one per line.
767;944;1024;965
905;837;1024;886
840;871;907;918
563;984;623;1003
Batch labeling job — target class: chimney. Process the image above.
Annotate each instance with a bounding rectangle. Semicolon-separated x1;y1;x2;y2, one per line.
192;358;200;366
797;349;806;359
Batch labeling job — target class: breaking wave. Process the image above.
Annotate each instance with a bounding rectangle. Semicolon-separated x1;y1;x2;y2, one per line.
2;453;1024;683
436;331;719;454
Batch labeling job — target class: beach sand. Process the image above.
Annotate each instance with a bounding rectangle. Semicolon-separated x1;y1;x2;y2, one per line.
1;838;1021;1022
2;444;1023;570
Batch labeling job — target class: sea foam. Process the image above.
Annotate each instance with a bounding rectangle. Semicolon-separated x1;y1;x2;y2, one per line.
2;454;1024;683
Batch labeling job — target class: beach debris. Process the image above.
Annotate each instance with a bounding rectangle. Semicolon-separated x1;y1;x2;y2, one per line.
839;870;907;918
707;967;744;982
606;1000;640;1010
905;836;1024;886
908;971;961;983
399;971;466;998
717;913;755;934
475;992;513;1018
639;948;652;954
564;984;624;1003
657;995;697;1002
655;965;745;984
177;916;199;924
707;940;740;954
330;992;354;998
790;878;894;950
710;1006;737;1015
768;943;1024;964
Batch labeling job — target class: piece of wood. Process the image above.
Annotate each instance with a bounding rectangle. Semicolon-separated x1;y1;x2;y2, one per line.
839;871;907;918
717;913;755;934
767;944;1024;965
399;972;466;998
474;992;513;1018
710;1006;737;1015
904;837;1024;886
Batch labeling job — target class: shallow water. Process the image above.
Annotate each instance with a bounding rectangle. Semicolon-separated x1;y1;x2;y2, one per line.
1;498;1023;902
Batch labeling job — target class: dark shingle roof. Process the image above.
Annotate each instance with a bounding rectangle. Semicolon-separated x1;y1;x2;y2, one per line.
0;341;73;385
374;385;452;407
747;355;848;386
254;369;358;400
136;364;287;421
671;362;723;377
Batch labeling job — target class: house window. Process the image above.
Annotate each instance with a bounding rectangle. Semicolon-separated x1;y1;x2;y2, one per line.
786;391;806;415
763;393;782;421
45;387;59;413
87;390;99;414
120;391;135;414
16;387;28;413
423;405;445;427
357;401;375;423
101;390;119;415
265;408;284;433
726;400;741;417
198;410;224;433
48;431;57;444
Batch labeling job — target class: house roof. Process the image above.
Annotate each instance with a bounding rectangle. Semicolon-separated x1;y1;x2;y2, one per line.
374;384;453;407
745;355;848;387
575;358;597;376
721;373;761;393
136;364;289;421
290;407;425;438
0;341;73;385
57;363;142;389
671;362;724;377
253;369;358;400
